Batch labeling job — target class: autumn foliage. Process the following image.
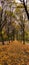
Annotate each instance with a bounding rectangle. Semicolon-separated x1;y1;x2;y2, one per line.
0;40;29;65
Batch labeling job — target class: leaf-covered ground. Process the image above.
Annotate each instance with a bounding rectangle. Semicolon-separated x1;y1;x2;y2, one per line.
0;40;29;65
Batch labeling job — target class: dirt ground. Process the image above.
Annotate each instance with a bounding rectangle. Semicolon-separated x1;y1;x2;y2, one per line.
0;40;29;65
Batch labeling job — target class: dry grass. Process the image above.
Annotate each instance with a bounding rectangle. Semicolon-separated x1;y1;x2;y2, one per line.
0;40;29;65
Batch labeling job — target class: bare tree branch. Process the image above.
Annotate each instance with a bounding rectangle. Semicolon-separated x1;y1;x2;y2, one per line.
20;0;29;19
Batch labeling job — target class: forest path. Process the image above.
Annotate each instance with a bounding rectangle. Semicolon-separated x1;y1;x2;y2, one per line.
0;40;29;65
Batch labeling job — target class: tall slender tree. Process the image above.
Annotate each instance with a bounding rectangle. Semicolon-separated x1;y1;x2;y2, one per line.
20;0;29;19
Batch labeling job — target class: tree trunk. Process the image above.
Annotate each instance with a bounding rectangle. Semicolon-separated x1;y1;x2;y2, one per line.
0;9;4;45
22;23;25;44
